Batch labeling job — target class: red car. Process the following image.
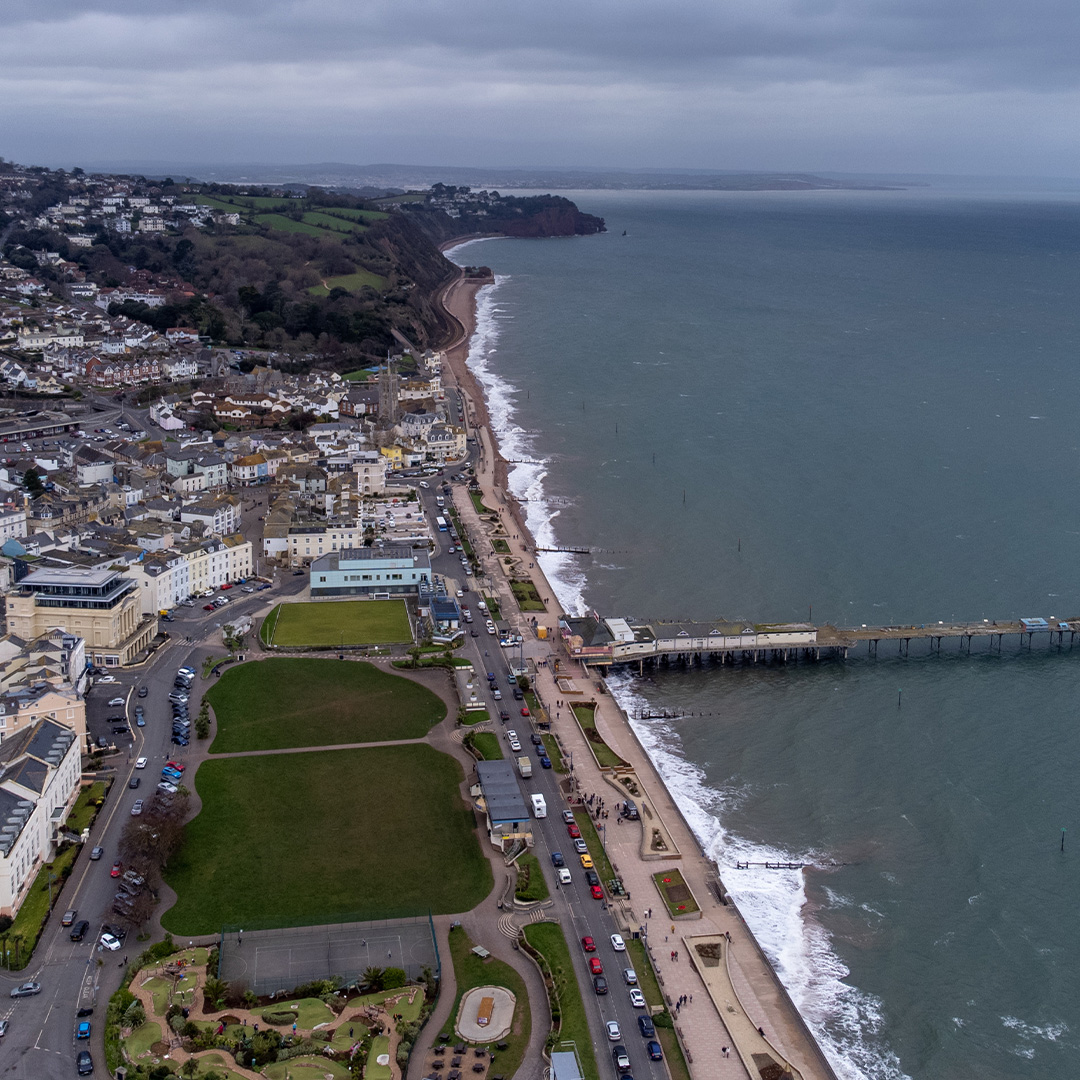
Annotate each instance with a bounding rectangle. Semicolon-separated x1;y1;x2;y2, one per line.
166;761;185;772
589;957;604;975
221;583;233;590
567;824;581;839
581;935;596;953
110;861;122;878
520;706;530;717
203;604;215;611
590;884;605;900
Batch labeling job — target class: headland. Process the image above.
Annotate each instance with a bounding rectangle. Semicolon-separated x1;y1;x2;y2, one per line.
437;248;840;1080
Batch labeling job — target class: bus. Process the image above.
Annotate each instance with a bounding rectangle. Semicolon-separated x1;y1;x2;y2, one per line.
436;516;448;532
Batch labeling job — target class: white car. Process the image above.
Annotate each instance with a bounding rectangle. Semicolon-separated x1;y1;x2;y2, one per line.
97;675;117;684
629;988;646;1008
419;481;429;488
108;697;125;707
135;757;147;769
611;934;626;952
99;933;121;952
607;1020;621;1040
487;625;497;635
557;868;572;885
158;781;178;794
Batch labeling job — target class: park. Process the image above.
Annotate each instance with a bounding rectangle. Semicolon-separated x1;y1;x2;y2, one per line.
261;599;413;648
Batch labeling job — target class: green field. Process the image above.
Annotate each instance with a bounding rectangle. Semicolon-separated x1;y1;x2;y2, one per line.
254;212;329;237
266;600;412;647
342;369;374;382
309;270;388;296
301;211;369;233
326;207;390;222
162;745;491;933
207;658;445;752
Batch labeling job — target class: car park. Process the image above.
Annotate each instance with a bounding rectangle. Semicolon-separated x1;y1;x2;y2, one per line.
607;1020;621;1041
581;935;596;952
10;981;40;998
637;1015;655;1038
629;988;646;1008
89;846;104;860
611;934;626;951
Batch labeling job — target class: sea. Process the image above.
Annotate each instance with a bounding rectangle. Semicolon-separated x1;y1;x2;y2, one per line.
447;186;1080;1080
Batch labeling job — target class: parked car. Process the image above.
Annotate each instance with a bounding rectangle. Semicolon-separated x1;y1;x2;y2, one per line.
203;604;215;611
629;988;646;1008
539;755;552;769
108;697;125;707
646;1040;663;1060
76;1049;93;1075
158;781;178;794
562;810;576;824
567;823;581;839
573;838;588;853
99;933;121;952
171;736;189;746
637;1015;655;1038
77;1020;92;1038
130;800;144;815
611;934;626;951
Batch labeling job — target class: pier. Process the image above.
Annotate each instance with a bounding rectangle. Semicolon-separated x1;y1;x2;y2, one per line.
559;614;1080;670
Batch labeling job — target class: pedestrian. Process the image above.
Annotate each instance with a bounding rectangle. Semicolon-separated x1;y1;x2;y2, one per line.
292;1022;297;1035
758;1026;765;1038
254;1023;259;1033
349;1027;354;1038
671;924;675;934
689;994;693;1004
388;950;392;959
722;1047;729;1058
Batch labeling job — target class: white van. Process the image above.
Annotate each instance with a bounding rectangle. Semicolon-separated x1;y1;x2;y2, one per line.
530;793;547;818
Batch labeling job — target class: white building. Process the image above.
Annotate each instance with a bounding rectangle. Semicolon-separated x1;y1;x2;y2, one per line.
0;719;82;917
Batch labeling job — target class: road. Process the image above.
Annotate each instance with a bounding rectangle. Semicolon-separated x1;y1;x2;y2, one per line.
417;478;668;1080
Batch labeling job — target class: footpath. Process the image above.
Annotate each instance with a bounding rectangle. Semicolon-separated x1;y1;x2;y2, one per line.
439;276;838;1080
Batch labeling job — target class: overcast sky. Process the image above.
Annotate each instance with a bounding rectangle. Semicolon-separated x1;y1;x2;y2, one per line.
4;0;1080;177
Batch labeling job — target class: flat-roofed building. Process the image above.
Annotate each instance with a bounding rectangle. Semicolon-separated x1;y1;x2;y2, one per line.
4;566;157;668
309;545;430;597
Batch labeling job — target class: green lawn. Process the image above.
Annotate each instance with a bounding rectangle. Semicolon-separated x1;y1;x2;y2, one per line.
67;780;108;834
4;843;80;968
573;810;615;886
652;867;700;916
514;852;550;902
342;370;374;382
366;1034;392;1080
522;922;599;1080
511;580;546;612
266;600;411;647
326;207;390;222
571;704;628;769
308;269;388;296
441;927;530;1075
301;211;368;233
125;1020;161;1059
207;658;445;753
162;745;491;933
254;213;329;237
468;732;503;760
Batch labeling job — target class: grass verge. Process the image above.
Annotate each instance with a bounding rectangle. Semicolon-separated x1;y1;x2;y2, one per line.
441;926;530;1075
259;604;280;645
571;704;628;769
572;810;615;886
469;489;492;515
467;732;503;760
163;744;491;933
207;658;445;752
541;734;565;773
514;852;550;902
4;843;80;969
67;780;109;834
521;922;599;1080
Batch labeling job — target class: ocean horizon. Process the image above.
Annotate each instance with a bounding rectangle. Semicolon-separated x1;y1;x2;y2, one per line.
449;187;1080;1080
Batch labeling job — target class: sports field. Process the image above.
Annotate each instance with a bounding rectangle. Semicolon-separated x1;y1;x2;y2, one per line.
264;600;412;647
206;658;445;752
162;745;492;934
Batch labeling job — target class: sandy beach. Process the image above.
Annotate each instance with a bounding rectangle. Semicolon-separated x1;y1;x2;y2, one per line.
437;249;840;1080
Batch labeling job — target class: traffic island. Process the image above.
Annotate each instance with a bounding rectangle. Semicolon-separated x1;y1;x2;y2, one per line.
456;986;516;1042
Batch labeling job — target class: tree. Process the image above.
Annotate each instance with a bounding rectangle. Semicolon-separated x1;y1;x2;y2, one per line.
360;966;385;992
22;468;43;495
